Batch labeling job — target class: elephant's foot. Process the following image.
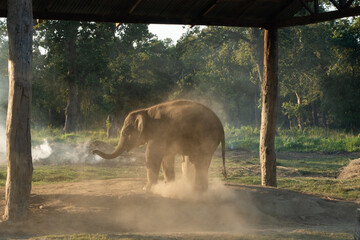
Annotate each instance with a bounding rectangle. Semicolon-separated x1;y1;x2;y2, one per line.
194;166;209;192
194;182;208;192
142;182;153;192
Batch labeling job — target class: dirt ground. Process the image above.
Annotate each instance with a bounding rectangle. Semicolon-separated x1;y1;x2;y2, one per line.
0;177;358;239
0;145;359;238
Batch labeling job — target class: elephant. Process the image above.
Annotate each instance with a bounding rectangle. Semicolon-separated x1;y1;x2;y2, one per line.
92;99;226;192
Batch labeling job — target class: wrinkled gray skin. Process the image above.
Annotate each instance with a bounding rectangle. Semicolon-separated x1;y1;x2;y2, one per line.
92;100;226;192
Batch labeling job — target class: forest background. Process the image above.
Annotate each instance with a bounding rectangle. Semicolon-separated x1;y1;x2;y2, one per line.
0;12;359;148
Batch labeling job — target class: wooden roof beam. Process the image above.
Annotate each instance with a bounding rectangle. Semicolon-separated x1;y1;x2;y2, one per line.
277;5;360;27
236;1;257;21
128;0;142;14
275;0;298;18
200;0;218;17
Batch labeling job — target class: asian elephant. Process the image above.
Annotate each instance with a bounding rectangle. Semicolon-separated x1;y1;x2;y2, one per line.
92;99;226;192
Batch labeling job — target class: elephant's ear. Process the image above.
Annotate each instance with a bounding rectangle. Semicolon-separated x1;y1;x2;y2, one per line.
135;114;145;133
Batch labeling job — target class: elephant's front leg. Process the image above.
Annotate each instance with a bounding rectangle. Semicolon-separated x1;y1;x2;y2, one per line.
143;141;163;192
162;154;175;183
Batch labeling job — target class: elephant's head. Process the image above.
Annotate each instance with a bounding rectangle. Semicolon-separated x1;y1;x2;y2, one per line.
92;111;148;159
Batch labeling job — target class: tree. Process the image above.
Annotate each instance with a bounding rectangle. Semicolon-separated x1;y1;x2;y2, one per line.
4;0;33;221
101;24;178;133
33;21;117;130
323;18;360;130
279;23;332;129
174;26;261;126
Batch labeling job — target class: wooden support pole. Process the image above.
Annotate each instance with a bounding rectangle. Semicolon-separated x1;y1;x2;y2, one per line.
260;27;278;187
3;0;33;221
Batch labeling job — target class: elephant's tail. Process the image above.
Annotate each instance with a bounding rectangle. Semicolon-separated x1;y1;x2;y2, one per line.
221;136;227;178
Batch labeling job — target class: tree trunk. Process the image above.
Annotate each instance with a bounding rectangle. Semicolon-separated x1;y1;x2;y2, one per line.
106;114;118;138
63;80;77;133
254;82;259;126
295;92;304;130
311;101;319;127
63;25;78;133
259;27;278;187
4;0;33;221
322;111;327;127
249;28;263;127
249;28;264;84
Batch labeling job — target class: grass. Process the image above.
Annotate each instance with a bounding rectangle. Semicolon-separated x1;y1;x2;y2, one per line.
278;177;360;200
1;127;359;239
30;231;354;240
277;155;350;177
31;125;360;153
0;165;147;187
1;151;359;200
210;150;360;200
1;126;359;200
224;125;360;152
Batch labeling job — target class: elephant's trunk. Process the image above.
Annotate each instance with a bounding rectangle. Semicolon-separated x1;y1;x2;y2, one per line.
92;136;126;159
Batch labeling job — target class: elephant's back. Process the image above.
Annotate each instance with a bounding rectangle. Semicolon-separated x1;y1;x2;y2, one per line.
150;100;225;141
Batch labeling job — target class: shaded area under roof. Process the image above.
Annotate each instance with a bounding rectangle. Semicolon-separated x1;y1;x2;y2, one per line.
0;1;359;28
0;0;315;28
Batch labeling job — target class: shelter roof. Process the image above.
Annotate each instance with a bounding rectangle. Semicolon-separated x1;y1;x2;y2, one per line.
0;0;359;28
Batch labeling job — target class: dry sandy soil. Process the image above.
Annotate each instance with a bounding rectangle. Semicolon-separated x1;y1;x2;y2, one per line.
0;177;358;239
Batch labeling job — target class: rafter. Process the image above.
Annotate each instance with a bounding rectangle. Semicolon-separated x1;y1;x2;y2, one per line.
200;0;218;17
329;0;341;9
298;0;314;15
128;0;142;14
314;0;319;14
278;5;360;28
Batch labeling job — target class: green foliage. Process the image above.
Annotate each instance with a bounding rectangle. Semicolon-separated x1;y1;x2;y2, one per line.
276;128;360;152
26;18;360;133
224;125;360;152
224;124;259;150
31;127;109;146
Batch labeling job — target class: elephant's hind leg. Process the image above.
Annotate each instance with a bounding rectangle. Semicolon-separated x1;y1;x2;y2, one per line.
193;155;212;192
162;154;175;183
182;155;195;184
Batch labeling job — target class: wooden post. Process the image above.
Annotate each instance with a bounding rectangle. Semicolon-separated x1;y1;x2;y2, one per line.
259;27;278;187
3;0;33;221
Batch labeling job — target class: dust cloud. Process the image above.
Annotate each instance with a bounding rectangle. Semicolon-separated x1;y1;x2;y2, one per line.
112;177;263;233
32;139;52;161
32;140;103;164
